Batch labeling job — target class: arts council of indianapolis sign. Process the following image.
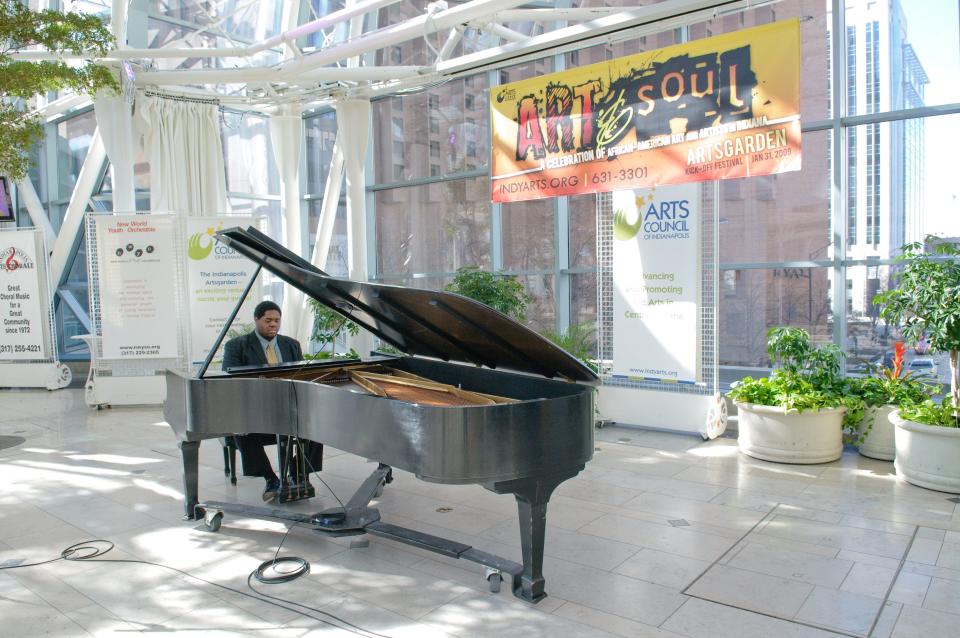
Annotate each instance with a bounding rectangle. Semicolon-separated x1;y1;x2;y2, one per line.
490;19;802;202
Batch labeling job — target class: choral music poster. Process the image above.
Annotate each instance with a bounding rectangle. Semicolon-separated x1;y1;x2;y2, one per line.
0;230;49;360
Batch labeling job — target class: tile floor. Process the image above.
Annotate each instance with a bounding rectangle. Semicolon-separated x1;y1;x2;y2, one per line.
1;388;960;637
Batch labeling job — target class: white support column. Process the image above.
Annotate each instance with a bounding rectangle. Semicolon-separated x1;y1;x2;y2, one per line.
111;0;128;48
50;129;106;286
337;98;373;357
277;1;307;345
269;106;306;332
294;1;372;349
294;137;345;348
15;178;56;246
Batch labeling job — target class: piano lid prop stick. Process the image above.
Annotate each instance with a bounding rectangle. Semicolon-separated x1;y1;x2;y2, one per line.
197;264;263;379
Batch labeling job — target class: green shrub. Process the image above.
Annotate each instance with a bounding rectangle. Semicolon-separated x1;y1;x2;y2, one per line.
539;322;598;372
444;266;530;321
874;237;960;426
728;327;864;432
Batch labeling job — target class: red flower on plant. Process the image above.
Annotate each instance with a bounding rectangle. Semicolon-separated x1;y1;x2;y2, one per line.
892;342;906;379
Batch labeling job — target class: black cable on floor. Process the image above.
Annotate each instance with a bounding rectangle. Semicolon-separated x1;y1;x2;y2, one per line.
0;539;115;570
253;520;309;585
0;539;393;638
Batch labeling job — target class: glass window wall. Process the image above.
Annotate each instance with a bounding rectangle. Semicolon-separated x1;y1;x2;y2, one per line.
375;176;491;277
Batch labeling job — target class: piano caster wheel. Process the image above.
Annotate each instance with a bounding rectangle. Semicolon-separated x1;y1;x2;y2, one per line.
484;568;502;593
204;511;223;532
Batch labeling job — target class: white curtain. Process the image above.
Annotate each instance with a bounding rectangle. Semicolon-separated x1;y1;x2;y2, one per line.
94;94;137;212
135;94;228;217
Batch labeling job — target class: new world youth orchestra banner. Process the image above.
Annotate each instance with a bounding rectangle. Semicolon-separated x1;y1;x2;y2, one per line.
490;19;801;203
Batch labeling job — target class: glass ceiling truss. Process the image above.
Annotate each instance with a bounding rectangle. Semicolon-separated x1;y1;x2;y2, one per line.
12;0;782;110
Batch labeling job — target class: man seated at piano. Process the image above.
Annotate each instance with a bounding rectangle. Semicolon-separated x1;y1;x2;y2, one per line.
222;300;323;502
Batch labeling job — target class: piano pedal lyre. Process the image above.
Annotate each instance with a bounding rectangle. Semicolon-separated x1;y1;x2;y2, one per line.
276;436;318;504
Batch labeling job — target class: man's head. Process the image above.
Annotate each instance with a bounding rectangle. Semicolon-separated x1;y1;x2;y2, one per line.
253;301;282;340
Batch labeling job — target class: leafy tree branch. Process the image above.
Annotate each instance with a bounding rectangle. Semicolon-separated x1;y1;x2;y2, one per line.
0;1;117;181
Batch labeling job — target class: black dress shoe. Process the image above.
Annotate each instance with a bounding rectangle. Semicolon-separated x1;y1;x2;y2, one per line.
262;477;280;502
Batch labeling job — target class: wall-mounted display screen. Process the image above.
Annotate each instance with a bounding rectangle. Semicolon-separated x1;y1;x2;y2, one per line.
0;178;14;222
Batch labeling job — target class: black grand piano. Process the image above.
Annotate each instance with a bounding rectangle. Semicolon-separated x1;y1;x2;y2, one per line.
163;227;597;602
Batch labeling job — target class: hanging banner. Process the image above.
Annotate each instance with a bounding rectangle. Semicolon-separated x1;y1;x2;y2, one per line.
184;218;259;365
611;183;700;383
0;230;49;360
491;19;801;203
96;214;179;359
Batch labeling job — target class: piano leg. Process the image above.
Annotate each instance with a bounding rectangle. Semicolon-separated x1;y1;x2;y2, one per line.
515;495;549;602
494;469;582;603
178;440;201;520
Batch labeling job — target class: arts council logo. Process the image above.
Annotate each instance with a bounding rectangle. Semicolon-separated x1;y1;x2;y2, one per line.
614;187;692;241
187;231;215;260
613;189;656;240
187;224;231;261
0;246;35;273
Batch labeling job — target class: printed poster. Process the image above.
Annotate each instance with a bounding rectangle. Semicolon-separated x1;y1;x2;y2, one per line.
611;183;700;383
491;19;801;202
96;214;179;359
184;218;259;365
0;230;49;360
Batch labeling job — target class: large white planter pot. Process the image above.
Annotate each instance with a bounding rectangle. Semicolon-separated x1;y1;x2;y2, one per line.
891;410;960;493
735;402;845;464
858;405;896;461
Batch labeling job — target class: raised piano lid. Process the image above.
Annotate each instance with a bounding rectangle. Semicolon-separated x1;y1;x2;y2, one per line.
217;226;599;384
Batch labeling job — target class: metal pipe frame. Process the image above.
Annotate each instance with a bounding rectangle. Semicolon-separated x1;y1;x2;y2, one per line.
13;0;402;62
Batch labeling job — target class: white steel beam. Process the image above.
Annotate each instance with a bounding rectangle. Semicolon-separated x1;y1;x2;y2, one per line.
140;65;428;85
50;129;106;286
493;8;632;22
33;94;90;122
482;22;528;43
15;178;56;247
437;27;463;62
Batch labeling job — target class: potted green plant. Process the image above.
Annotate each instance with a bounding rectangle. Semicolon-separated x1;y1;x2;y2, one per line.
305;298;359;360
849;342;938;460
728;327;863;464
874;237;960;492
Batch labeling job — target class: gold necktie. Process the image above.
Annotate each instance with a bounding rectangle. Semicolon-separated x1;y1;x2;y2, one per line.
265;343;278;366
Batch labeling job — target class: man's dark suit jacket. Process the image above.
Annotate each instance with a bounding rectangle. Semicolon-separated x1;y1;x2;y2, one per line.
221;331;320;478
222;331;302;369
